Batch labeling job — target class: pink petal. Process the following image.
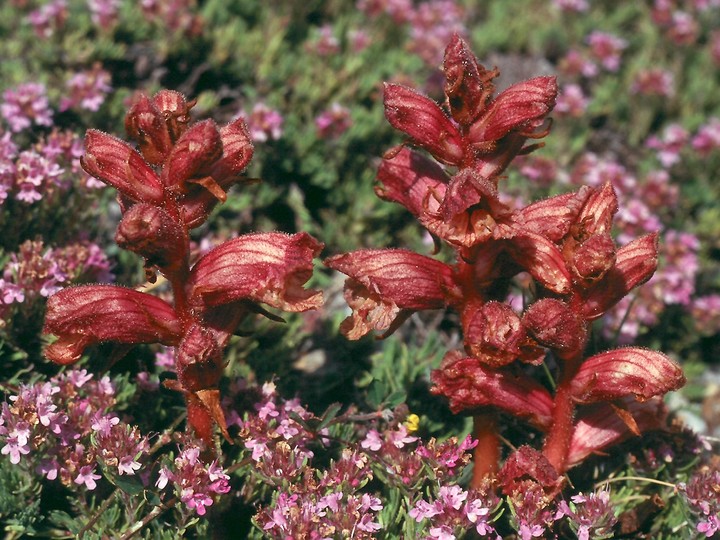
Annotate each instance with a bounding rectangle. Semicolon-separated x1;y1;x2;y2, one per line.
189;232;323;312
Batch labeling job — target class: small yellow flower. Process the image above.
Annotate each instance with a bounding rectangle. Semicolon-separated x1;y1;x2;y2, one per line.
405;413;420;433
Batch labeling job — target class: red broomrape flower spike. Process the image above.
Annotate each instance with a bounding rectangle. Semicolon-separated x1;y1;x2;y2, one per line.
43;90;323;446
327;34;685;490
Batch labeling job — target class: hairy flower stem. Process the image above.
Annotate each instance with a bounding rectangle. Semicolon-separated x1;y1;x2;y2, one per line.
471;413;500;485
542;354;582;473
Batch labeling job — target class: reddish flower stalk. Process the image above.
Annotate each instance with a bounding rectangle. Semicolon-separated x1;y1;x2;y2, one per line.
326;35;684;489
43;90;323;445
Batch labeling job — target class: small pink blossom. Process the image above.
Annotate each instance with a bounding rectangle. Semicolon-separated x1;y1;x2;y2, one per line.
555;83;589;117
586;31;627;71
74;465;102;490
242;102;284;142
1;83;54;132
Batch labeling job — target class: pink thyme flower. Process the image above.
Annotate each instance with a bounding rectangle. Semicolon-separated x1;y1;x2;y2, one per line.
586;31;627;72
157;445;231;515
242;102;284;142
556;491;617;540
86;0;121;30
645;123;689;167
74;464;102;490
1;82;54;132
666;10;699;45
631;68;674;97
308;24;340;56
692;117;720;157
554;83;589;118
60;65;112;112
315;103;352;139
27;0;68;38
552;0;589;12
558;49;598;78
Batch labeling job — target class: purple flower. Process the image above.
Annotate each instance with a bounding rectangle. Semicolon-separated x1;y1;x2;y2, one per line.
157;445;231;515
60;65;112;112
554;84;590;118
586;31;627;71
692;118;720;157
1;83;53;132
242;102;284;142
87;0;121;30
361;429;383;451
631;68;674;97
553;0;589;12
28;0;68;38
74;465;102;490
315;103;352;139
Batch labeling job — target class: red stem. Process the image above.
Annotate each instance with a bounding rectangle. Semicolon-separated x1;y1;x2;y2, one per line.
471;413;500;486
542;354;582;474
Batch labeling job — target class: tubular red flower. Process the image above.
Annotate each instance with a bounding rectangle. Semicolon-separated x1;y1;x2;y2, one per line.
115;203;185;270
189;232;323;312
523;298;587;359
325;248;458;339
516;187;591;242
430;351;554;430
124;93;173;165
462;301;544;366
43;285;181;365
161;119;223;194
467;75;558;144
210;117;255;186
81;129;164;204
506;232;573;295
383;83;464;166
181;117;256;228
581;233;659;320
151;89;194;143
567;398;667;466
442;34;497;126
573;182;618;238
569;347;685;403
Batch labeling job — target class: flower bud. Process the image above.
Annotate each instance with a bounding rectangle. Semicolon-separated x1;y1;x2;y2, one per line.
124;93;173;165
115;203;184;270
152;89;194;143
523;298;587;359
571;232;616;284
443;34;496;126
463;301;543;366
161;119;223;194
